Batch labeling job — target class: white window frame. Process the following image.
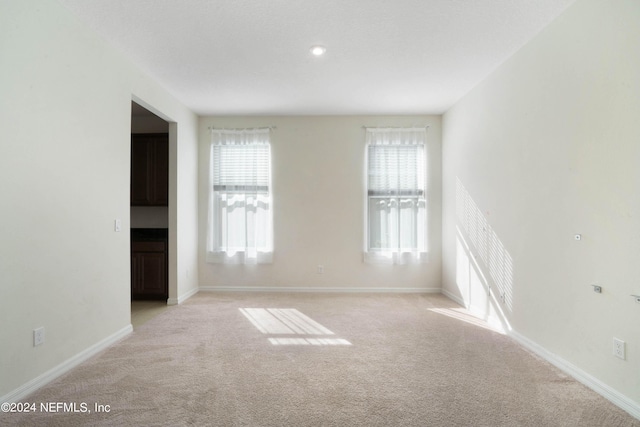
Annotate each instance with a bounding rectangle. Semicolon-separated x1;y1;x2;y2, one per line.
364;127;428;265
206;128;273;264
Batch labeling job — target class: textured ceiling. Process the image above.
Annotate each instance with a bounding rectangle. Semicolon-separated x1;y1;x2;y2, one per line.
58;0;576;116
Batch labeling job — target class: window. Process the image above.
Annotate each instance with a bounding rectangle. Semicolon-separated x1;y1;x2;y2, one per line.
206;128;273;264
365;127;427;264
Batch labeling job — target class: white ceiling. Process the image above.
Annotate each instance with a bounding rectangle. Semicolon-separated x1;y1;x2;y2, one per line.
58;0;576;116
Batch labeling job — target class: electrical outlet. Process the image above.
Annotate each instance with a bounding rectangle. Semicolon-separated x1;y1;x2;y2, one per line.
613;338;625;360
33;327;45;346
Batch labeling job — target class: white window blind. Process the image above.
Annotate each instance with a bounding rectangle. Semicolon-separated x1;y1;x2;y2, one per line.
207;128;273;264
212;143;270;193
365;127;427;264
368;144;424;197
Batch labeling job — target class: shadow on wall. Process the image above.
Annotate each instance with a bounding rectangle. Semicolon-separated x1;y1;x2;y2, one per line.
455;178;514;332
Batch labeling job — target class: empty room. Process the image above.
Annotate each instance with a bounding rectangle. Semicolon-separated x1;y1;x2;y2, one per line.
1;0;639;425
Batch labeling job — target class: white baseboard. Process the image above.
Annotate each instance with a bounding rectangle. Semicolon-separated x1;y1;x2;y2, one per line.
199;286;441;294
441;288;640;419
1;324;133;404
167;287;199;305
509;330;640;420
441;288;466;306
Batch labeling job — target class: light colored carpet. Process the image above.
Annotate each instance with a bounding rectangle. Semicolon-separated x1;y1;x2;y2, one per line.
2;292;638;426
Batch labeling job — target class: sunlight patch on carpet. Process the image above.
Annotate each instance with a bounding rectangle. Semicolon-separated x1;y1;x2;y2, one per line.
268;338;352;346
240;308;351;346
428;307;504;334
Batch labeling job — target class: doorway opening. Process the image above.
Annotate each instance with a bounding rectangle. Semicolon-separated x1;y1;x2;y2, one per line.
130;101;170;326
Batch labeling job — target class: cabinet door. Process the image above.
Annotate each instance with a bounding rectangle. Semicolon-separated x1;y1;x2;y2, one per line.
130;134;168;206
131;241;167;300
131;253;142;295
139;252;167;297
152;137;169;205
130;137;152;205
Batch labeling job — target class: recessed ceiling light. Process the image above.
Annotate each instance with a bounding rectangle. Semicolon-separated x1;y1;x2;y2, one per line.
310;45;326;56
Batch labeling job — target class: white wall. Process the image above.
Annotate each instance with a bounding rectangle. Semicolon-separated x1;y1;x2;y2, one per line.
442;0;640;411
172;117;200;304
199;116;442;291
0;0;198;398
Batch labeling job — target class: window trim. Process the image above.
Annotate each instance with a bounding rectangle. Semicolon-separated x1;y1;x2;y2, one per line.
363;127;428;265
206;128;273;265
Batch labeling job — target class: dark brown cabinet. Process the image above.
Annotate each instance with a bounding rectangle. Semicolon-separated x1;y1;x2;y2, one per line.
131;232;168;300
131;133;168;206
